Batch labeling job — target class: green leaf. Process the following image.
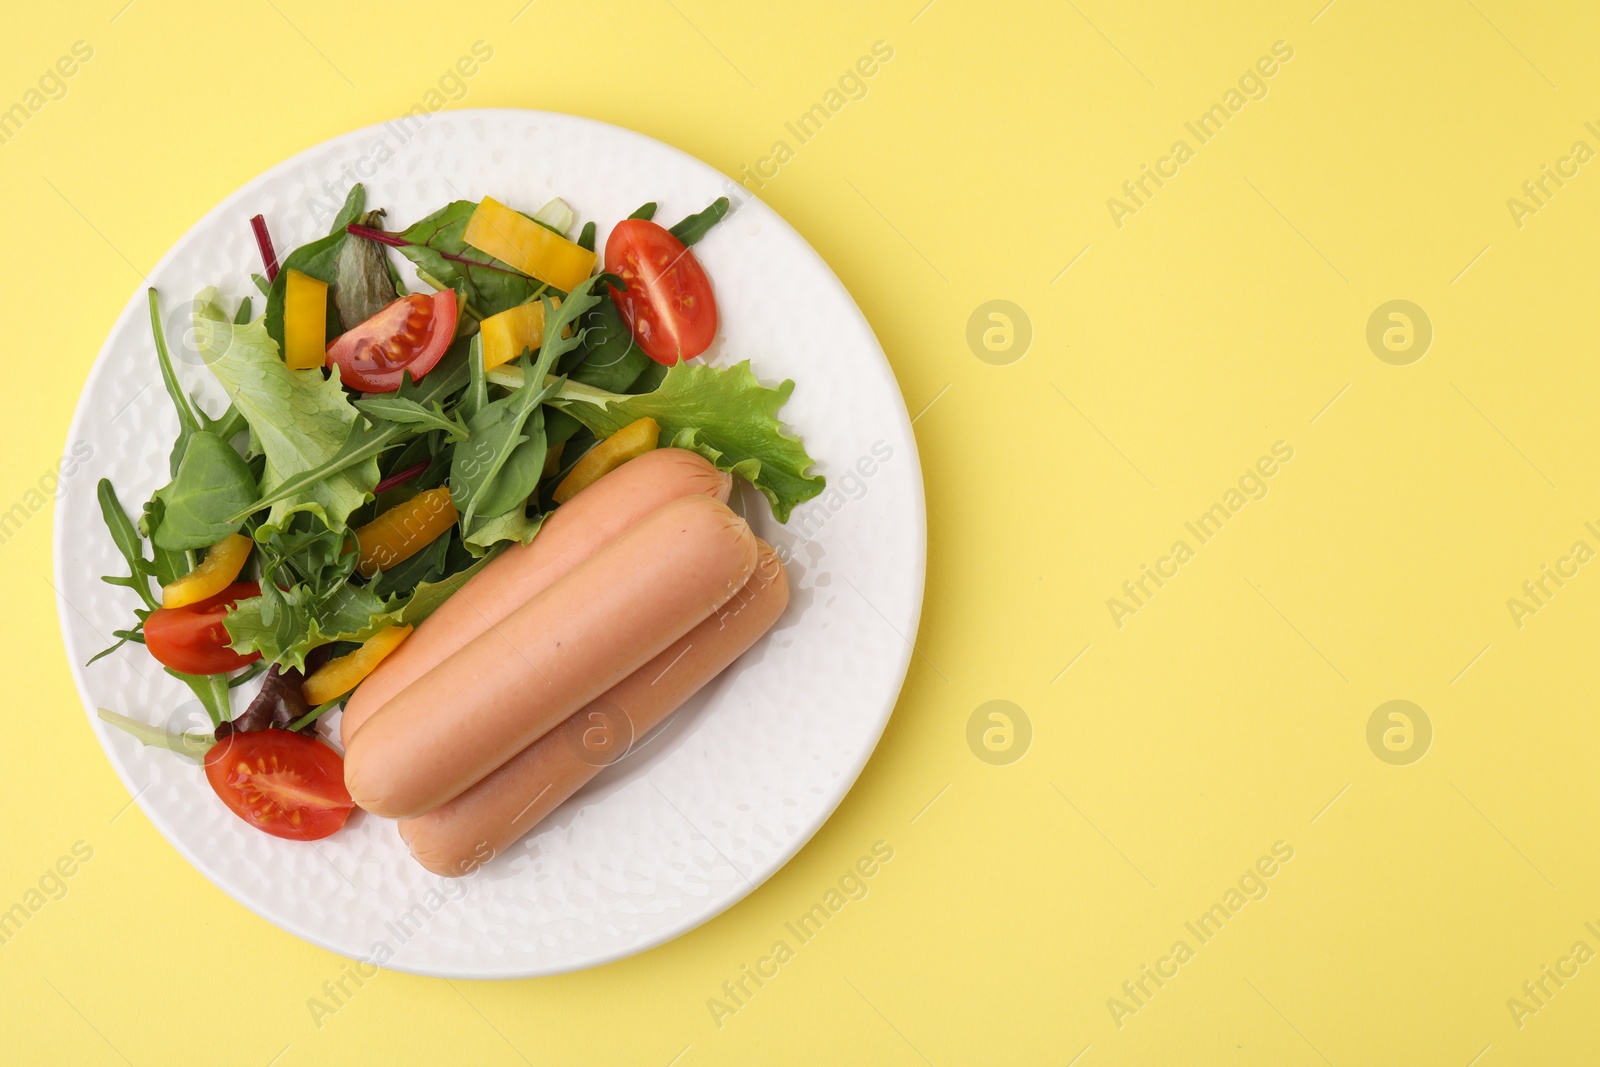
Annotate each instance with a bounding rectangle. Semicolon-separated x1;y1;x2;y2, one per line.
164;668;233;726
353;395;468;441
194;289;376;530
531;360;825;522
463;506;543;552
150;431;256;550
390;201;549;318
389;548;507;625
225;547;502;670
449;277;605;529
334;208;398;328
230;338;472;522
476;405;547;521
97;708;214;763
565;297;650;394
96;479;160;611
263;185;364;348
371;529;451;598
669;197;731;246
629;202;658;221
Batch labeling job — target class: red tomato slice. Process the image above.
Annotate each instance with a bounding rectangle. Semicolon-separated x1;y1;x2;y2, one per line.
605;219;718;366
326;290;458;392
204;730;354;841
144;581;261;675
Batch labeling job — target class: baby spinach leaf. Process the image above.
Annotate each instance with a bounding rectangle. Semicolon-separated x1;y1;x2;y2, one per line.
96;478;160;611
151;430;256;551
564;297;650;394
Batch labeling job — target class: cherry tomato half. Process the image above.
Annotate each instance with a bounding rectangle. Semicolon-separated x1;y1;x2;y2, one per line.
144;581;261;675
326;290;458;392
204;729;354;841
605;219;718;366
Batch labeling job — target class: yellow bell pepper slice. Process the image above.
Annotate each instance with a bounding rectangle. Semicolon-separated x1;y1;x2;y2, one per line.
353;487;458;578
479;301;547;371
283;269;329;370
303;626;412;706
553;417;660;504
462;196;595;294
162;534;254;608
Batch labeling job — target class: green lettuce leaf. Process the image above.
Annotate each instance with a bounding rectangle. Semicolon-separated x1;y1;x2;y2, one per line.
193;289;377;530
225;550;501;670
492;360;825;522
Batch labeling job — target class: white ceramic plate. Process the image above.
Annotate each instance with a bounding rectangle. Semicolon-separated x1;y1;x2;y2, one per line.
53;110;924;979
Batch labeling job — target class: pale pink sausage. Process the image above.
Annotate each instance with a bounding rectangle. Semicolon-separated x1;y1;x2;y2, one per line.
399;543;789;876
344;495;758;819
341;449;730;745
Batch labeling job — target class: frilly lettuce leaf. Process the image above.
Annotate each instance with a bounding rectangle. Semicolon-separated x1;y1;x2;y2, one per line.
225;549;501;671
490;359;825;522
192;289;376;530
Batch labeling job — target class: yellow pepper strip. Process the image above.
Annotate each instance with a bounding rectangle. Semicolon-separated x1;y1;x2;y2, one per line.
542;440;565;478
303;625;412;706
162;533;254;608
553;418;660;504
463;197;596;294
353;487;458;578
283;269;329;370
479;301;547;371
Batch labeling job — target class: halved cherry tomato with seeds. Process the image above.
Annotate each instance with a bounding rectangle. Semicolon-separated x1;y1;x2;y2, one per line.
144;581;261;675
204;729;354;841
605;219;718;366
326;290;458;392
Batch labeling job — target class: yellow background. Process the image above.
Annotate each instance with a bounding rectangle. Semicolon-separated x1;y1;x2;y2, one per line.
5;0;1598;1063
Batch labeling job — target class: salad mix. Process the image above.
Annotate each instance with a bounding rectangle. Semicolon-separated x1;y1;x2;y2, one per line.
92;185;823;840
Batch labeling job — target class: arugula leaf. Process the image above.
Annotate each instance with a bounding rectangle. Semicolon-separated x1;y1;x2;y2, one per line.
263;185;365;348
97;708;214;763
669;197;731;246
629;202;658;221
96;479;160;611
493;359;825;522
151;431;256;550
353;395;468;441
137;496;191;585
148;290;201;476
449;276;604;532
385;201;549;318
169;668;233;726
232;339;472;522
194;290;376;530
